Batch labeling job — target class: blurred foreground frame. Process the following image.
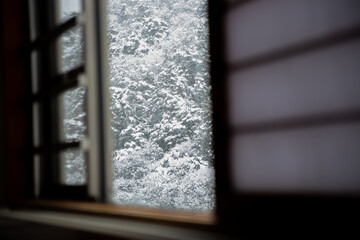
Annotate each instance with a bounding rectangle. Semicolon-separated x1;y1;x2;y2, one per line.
1;0;360;239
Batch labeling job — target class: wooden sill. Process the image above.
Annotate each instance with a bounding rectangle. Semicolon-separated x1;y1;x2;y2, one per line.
16;200;217;226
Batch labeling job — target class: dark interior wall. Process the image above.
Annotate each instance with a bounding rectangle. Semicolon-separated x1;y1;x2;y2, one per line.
0;1;6;208
0;76;5;208
0;0;32;205
0;82;5;208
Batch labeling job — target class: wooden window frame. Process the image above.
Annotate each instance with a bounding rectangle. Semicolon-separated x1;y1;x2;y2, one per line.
1;0;225;230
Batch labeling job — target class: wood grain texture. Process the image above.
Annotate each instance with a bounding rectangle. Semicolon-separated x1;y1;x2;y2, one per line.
17;200;216;226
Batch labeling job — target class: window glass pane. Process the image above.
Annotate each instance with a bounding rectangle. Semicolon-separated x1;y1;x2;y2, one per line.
57;0;82;24
32;103;40;147
59;87;87;185
30;51;39;93
57;25;85;73
59;87;87;143
57;0;84;73
108;0;215;212
60;149;87;185
33;154;40;197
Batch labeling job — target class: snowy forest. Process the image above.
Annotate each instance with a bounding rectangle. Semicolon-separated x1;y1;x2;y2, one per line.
61;0;214;212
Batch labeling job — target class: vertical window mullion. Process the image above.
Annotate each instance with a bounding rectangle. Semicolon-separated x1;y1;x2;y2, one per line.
36;0;59;196
83;0;111;202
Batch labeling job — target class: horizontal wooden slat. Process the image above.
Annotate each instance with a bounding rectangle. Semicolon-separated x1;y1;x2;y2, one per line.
25;16;78;52
29;65;84;102
30;141;80;155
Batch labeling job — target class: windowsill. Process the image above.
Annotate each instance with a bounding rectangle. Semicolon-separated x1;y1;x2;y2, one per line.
0;202;224;240
14;199;216;226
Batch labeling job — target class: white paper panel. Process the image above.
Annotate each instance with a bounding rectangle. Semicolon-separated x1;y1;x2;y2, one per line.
226;0;360;63
228;40;360;126
231;123;360;193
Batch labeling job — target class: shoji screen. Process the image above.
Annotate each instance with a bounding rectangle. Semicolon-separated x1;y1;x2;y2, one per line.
226;0;360;194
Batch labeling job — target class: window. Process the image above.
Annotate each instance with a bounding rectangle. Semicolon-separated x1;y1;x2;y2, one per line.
28;0;111;201
28;0;215;213
107;0;214;211
3;0;360;237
